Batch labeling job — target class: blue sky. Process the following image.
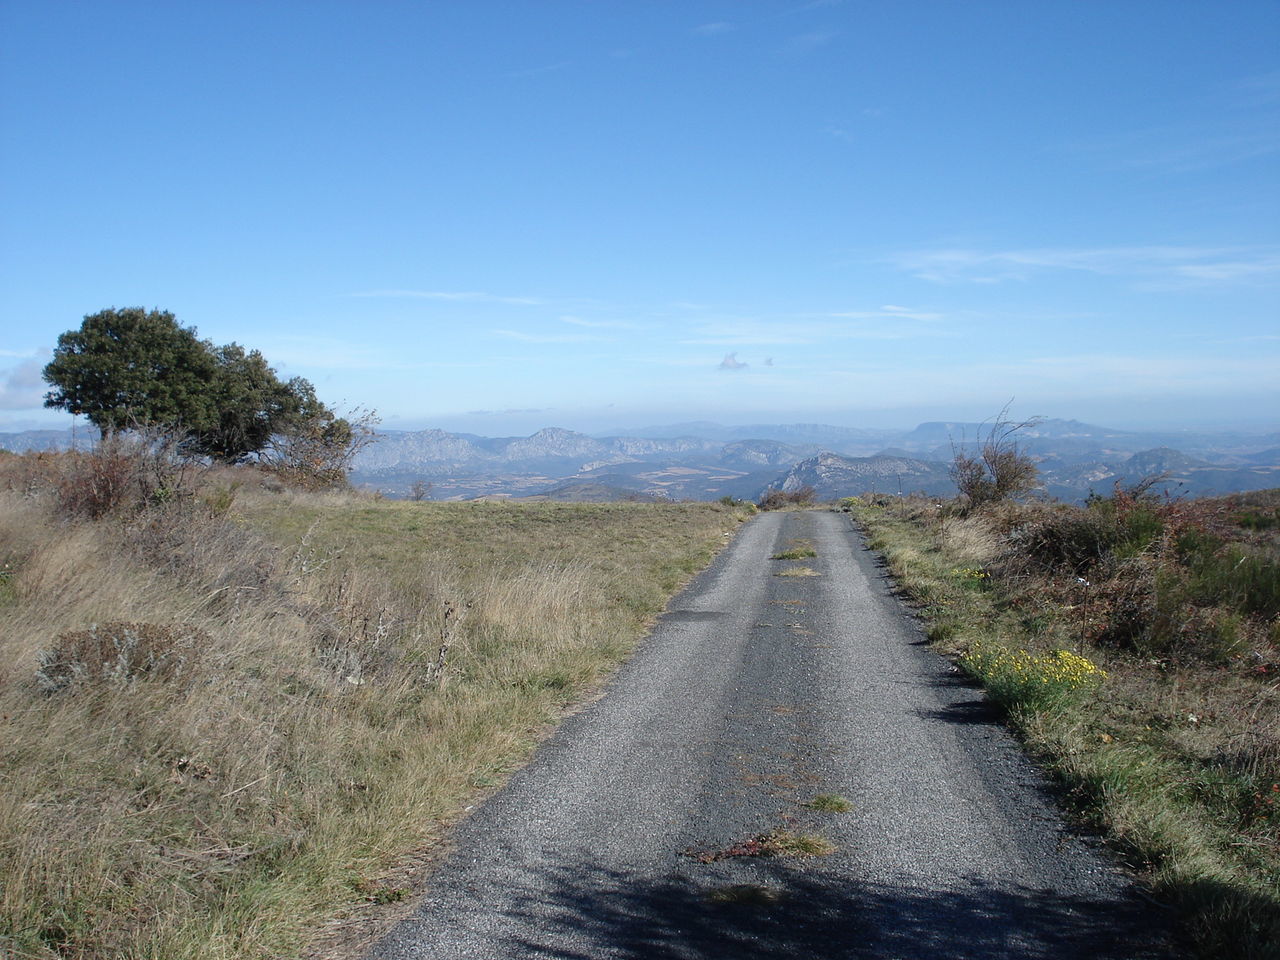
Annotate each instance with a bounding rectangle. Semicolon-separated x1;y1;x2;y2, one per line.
1;0;1277;436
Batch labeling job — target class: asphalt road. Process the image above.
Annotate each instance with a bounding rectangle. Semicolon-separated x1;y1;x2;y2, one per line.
368;509;1173;960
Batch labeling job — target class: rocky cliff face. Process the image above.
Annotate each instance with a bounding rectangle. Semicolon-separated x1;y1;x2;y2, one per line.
775;452;956;498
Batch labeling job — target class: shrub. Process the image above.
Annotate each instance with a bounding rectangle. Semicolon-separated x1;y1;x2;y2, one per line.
35;620;208;692
962;640;1106;710
952;407;1039;512
262;405;379;489
757;485;816;510
950;407;1041;508
54;432;195;520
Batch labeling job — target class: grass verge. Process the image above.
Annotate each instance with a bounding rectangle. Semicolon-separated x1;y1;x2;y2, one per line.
847;494;1280;960
0;451;751;959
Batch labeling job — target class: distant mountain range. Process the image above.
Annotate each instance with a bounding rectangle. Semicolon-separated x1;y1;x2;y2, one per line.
5;419;1278;503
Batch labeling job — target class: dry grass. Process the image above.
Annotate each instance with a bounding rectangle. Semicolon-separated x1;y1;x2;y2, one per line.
851;493;1280;960
0;450;749;959
775;566;820;578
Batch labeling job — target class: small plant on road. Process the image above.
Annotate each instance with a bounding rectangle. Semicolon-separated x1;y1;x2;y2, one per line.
805;793;853;813
690;829;835;862
776;566;820;577
772;547;817;560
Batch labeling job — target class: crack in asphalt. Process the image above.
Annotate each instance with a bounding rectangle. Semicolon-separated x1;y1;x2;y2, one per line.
367;510;1174;959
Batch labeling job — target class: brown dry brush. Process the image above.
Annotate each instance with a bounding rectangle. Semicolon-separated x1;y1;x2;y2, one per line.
0;446;464;957
757;485;817;510
973;487;1278;849
859;490;1280;956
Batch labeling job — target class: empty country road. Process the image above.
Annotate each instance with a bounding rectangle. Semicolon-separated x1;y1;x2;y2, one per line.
368;509;1172;960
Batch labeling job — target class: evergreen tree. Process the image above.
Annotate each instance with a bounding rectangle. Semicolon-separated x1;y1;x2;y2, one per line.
44;308;338;464
43;308;217;437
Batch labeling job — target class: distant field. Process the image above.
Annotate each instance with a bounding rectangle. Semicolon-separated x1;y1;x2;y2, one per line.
0;451;749;959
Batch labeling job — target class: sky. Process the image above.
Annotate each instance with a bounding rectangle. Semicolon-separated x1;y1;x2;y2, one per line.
1;0;1278;437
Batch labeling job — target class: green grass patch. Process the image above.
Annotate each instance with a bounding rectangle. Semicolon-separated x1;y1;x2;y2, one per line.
759;829;835;857
772;548;817;560
804;793;853;813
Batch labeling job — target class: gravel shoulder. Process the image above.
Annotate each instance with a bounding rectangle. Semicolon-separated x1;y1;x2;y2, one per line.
367;509;1173;959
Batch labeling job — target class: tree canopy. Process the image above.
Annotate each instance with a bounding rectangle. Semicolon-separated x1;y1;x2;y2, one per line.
43;307;338;463
43;308;217;437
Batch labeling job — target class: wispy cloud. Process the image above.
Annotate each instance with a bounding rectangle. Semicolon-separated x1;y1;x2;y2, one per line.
779;30;837;57
692;21;734;36
683;310;946;346
492;329;605;344
829;305;945;322
504;61;571;80
353;289;542;305
560;315;638;330
256;335;494;372
887;245;1280;286
1062;71;1280;173
718;353;749;371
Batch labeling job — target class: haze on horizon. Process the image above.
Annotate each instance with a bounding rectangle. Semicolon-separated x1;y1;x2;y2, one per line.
1;2;1277;440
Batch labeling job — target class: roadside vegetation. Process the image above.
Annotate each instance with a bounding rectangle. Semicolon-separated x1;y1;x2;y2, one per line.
847;485;1280;959
757;485;817;511
0;441;750;959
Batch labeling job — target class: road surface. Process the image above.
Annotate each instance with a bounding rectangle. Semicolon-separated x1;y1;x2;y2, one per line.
369;509;1171;959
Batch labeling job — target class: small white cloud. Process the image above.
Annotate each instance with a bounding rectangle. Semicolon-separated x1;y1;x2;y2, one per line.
0;359;45;410
719;353;749;371
693;21;734;36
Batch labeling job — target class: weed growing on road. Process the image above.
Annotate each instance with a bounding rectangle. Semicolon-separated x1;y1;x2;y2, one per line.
804;794;853;813
772;548;818;560
759;830;835;857
690;830;835;863
776;566;820;577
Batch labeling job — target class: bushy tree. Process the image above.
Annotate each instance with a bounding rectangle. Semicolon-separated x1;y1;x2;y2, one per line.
184;344;325;463
43;308;217;437
43;307;356;468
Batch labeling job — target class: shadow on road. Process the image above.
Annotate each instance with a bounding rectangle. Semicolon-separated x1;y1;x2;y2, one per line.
462;857;1172;960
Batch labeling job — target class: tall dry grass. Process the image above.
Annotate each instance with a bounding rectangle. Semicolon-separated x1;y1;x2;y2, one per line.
0;449;747;958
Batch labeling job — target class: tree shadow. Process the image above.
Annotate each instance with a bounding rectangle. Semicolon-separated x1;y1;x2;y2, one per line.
387;856;1174;960
916;697;1002;727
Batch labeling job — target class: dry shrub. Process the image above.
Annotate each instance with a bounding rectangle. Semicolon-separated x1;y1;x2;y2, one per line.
949;408;1041;508
758;485;816;510
35;620;208;692
54;432;197;520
